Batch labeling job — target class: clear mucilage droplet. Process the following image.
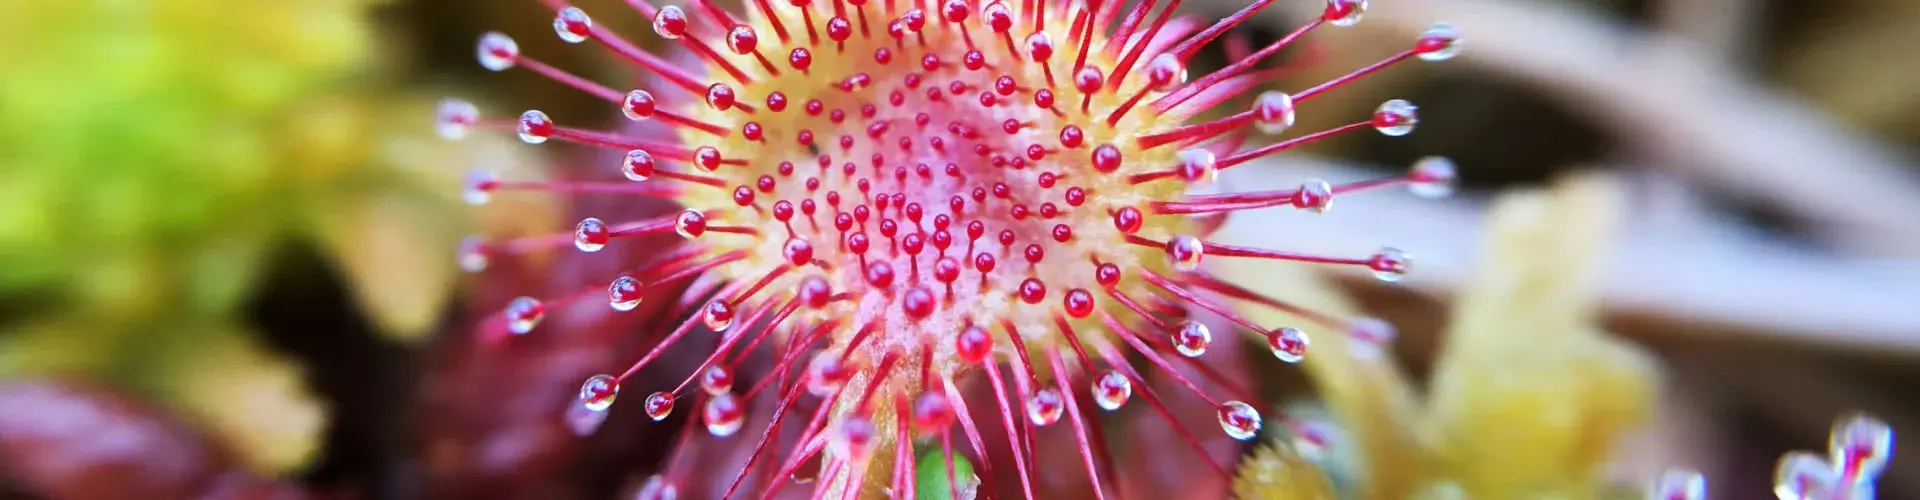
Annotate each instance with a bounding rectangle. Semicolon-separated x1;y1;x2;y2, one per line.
517;110;554;144
608;276;643;311
457;236;490;272
700;366;734;395
703;392;746;436
1146;54;1188;91
652;6;688;39
702;300;734;331
1174;148;1219;185
504;296;545;334
623;149;656;182
1025;388;1065;426
1165;234;1205;271
476;32;520;71
1173;320;1212;357
1289;417;1338;461
1408;156;1458;199
912;392;956;432
622;90;657;121
1829;413;1893;480
837;415;878;458
675;210;708;239
1373;99;1419;136
806;354;850;396
436;98;479;140
1269;327;1310;363
1324;0;1367;27
552;7;593;44
462;169;498;206
1092;371;1132;411
1774;451;1840;500
1252;91;1297;135
578;374;619;411
644;391;675;421
1217;401;1262;440
1368;247;1411;282
1416;22;1464;62
1294;179;1333;213
574;217;609;252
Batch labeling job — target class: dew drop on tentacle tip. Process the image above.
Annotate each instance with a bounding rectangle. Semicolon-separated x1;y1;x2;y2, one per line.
1252;91;1296;135
476;32;518;71
912;391;956;432
1408;156;1458;199
552;7;592;44
644;391;675;421
1372;99;1418;137
436;98;479;140
457;236;489;272
1166;234;1206;271
622;149;656;182
836;414;878;459
1025;388;1065;427
700;366;735;395
503;296;545;335
1268;327;1310;364
462;169;498;206
608;275;644;311
447;0;1468;493
1293;179;1333;212
1368;247;1412;282
578;374;619;412
573;217;609;252
703;392;746;436
516;110;554;144
1828;413;1893;479
623;90;657;121
1173;320;1213;358
1218;401;1262;440
1324;0;1369;27
1416;23;1465;62
1092;370;1132;411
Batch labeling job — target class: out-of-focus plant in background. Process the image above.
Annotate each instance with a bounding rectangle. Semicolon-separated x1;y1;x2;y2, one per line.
1222;173;1656;499
0;0;551;479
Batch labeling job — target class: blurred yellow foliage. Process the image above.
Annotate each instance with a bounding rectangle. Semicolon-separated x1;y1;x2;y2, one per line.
1235;442;1339;500
154;323;329;474
1221;173;1657;499
1423;173;1657;498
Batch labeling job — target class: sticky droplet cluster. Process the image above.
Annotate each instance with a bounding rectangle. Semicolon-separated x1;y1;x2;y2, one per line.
447;0;1463;496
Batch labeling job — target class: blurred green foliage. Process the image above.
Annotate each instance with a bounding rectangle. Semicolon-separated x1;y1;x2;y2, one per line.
0;0;384;314
915;442;979;500
0;0;519;475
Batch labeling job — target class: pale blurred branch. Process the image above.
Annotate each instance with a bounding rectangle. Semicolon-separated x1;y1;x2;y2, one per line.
1215;159;1920;355
1270;0;1920;257
1654;0;1760;64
